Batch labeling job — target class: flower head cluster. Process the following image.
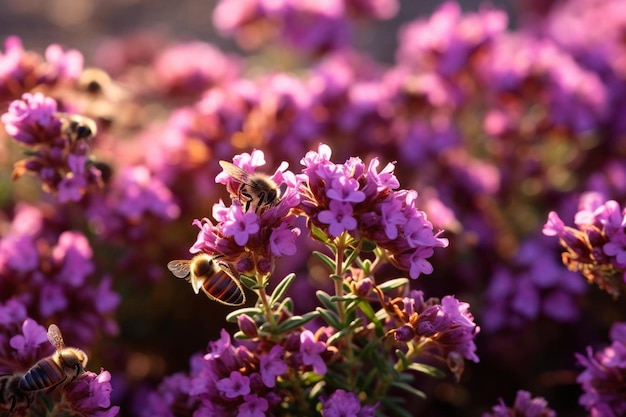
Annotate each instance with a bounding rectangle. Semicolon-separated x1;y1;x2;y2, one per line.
86;165;181;242
0;203;120;346
483;390;556;417
1;92;102;202
543;192;626;297
383;289;479;381
191;149;301;275
482;235;586;332
0;307;54;373
321;389;378;417
0;36;83;101
576;321;626;416
153;41;240;97
300;144;448;278
64;369;120;417
396;1;508;75
143;328;333;416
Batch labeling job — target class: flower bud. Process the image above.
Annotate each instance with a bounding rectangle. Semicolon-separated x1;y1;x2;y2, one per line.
393;324;415;342
355;277;373;298
237;314;258;338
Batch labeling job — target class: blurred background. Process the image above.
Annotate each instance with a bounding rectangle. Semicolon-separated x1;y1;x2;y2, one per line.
0;0;520;62
0;0;607;416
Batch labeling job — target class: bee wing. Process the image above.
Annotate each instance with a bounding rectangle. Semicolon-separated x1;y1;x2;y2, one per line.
47;324;65;350
219;160;253;185
167;260;192;279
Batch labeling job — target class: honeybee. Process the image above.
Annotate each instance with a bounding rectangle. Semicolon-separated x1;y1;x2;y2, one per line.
167;253;246;306
18;324;88;394
0;373;30;412
57;112;98;143
219;160;282;213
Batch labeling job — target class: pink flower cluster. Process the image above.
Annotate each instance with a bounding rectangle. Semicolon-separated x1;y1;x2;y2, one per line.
300;144;448;278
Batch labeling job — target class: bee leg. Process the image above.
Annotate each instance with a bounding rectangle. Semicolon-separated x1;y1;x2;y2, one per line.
239;189;253;212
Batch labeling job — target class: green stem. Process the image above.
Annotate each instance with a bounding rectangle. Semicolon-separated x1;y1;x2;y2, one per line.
256;275;277;329
334;233;347;323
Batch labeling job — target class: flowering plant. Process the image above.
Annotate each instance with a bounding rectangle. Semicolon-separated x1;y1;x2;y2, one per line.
147;145;476;415
1;0;626;416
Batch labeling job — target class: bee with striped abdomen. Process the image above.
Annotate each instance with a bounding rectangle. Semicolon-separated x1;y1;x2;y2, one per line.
18;324;88;394
167;253;245;306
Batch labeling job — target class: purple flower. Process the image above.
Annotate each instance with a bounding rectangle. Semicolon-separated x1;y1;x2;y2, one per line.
269;223;301;256
326;176;366;203
216;371;251;398
64;369;120;417
0;234;39;273
44;43;84;81
380;198;406;239
8;319;48;353
222;204;260;246
153;41;239;95
576;321;626;416
39;284;68;316
1;92;60;144
543;196;626;297
52;231;95;287
542;211;566;237
318;200;358;237
300;330;327;375
321;389;361;417
321;389;378;417
238;394;269;417
483;390;555;417
259;345;288;388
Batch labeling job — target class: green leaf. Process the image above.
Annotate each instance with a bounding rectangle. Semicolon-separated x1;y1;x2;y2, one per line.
356;300;384;337
390;381;427;400
279;297;294;313
311;224;330;243
275;311;319;333
326;328;348;346
239;275;259;291
357;258;372;274
316;290;338;313
233;331;248;339
330;273;344;282
309;381;326;400
316;307;342;329
225;307;263;323
395;349;410;369
407;363;446;378
378;278;409;292
269;273;296;306
329;294;359;302
342;247;361;272
313;251;336;271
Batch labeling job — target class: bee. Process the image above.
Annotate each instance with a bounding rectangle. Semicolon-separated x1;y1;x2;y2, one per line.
0;374;30;412
18;324;88;394
57;112;98;143
167;253;246;306
219;160;282;213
